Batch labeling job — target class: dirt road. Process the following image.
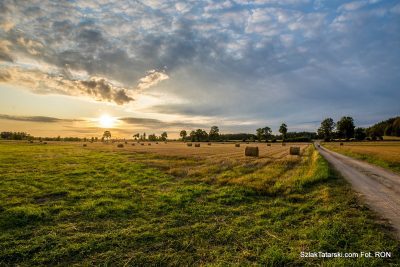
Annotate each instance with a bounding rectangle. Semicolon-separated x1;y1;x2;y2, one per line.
316;143;400;238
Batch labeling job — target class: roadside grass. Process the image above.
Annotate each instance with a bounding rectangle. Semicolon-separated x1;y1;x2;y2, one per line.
0;142;399;266
322;142;400;174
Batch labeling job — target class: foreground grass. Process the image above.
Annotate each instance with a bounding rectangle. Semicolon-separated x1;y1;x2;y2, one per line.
0;142;399;266
322;142;400;174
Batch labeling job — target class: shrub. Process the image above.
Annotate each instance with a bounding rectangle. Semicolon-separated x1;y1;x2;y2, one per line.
117;144;124;148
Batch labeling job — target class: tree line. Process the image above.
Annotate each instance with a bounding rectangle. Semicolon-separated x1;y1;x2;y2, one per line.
317;116;400;141
2;116;398;142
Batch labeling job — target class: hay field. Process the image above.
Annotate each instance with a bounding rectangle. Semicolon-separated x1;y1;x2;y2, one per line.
1;141;399;265
322;141;400;173
90;141;309;160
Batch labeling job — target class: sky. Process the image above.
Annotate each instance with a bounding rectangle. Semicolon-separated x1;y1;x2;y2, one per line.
0;0;399;138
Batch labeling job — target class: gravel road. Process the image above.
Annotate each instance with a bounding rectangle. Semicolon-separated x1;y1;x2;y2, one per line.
316;143;400;238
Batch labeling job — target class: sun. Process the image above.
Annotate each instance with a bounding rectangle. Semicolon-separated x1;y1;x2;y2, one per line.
98;114;116;128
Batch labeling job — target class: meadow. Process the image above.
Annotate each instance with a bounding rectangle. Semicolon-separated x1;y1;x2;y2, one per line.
322;141;400;174
0;141;399;266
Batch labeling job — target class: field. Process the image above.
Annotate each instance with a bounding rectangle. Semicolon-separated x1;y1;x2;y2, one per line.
0;141;399;266
322;141;400;174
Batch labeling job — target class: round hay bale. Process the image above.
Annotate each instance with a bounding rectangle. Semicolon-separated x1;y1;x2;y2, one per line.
340;142;344;146
245;146;259;157
164;142;167;144
208;142;211;146
125;141;128;144
131;143;135;146
141;143;144;146
29;140;34;143
246;142;249;144
195;143;200;147
117;144;124;148
148;143;151;146
43;142;47;144
156;142;159;144
282;143;286;146
83;144;87;147
235;143;240;147
187;143;193;147
267;144;271;147
289;147;300;155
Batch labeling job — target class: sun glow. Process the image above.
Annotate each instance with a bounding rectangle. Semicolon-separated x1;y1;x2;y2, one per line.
98;114;116;128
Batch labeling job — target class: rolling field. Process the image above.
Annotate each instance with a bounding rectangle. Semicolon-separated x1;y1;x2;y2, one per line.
322;142;400;174
0;141;399;266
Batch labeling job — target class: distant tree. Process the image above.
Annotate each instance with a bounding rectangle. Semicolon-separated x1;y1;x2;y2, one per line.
161;132;168;141
143;132;146;141
354;127;366;141
261;126;272;142
279;123;288;141
337;116;355;140
209;126;219;141
148;133;157;141
256;128;263;142
180;130;187;141
103;131;111;141
195;129;208;142
189;130;196;142
133;133;140;140
95;137;98;142
318;118;335;141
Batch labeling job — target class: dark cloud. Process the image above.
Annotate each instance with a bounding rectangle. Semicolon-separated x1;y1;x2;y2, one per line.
0;114;81;123
80;79;133;105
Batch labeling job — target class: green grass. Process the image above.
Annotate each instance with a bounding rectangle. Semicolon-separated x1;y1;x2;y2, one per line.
0;142;399;266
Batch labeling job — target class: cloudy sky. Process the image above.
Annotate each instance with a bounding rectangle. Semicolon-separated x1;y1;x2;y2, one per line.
0;0;399;138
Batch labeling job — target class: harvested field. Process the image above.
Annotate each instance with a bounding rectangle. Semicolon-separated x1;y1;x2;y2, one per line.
322;141;400;173
88;142;309;161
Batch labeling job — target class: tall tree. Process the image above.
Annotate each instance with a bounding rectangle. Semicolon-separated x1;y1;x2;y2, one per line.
256;128;263;142
189;130;196;142
161;132;168;141
279;123;288;141
261;126;272;142
318;118;335;141
180;130;187;141
209;126;219;140
103;130;111;141
337;116;355;140
195;129;208;142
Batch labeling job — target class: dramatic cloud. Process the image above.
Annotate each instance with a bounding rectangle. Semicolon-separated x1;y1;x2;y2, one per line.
0;0;399;132
0;67;133;105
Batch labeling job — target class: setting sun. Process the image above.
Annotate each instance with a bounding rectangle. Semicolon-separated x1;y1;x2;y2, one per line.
98;114;116;128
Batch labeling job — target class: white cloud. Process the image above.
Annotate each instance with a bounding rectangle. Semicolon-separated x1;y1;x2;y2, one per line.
136;70;169;91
